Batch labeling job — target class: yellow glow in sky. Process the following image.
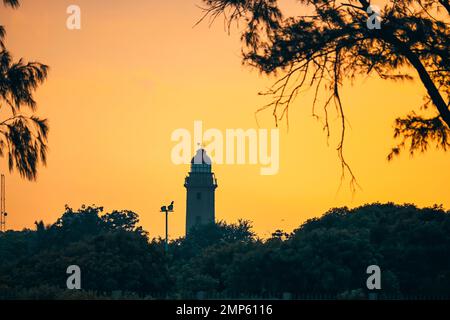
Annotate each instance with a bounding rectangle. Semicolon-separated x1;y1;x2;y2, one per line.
0;0;449;239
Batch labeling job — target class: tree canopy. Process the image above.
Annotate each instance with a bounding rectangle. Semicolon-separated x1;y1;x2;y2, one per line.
1;203;449;299
198;0;450;188
0;0;49;180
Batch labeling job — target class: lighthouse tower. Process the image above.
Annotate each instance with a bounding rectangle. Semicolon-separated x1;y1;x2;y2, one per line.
184;148;218;234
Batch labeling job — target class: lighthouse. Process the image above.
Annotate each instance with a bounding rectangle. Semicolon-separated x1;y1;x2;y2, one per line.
184;148;218;234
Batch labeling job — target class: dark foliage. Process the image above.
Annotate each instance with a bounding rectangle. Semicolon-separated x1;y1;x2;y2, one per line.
0;203;449;299
198;0;450;188
0;206;171;298
0;0;49;181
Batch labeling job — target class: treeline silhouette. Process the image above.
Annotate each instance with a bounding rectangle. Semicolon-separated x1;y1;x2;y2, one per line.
0;203;449;299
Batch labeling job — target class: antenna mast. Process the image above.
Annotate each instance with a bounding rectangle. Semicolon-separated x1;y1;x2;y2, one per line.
0;175;6;232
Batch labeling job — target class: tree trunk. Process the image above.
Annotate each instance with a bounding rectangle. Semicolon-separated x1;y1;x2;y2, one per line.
403;50;450;128
381;32;450;128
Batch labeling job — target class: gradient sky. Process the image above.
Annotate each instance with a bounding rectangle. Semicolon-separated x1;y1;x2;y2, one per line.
0;0;449;239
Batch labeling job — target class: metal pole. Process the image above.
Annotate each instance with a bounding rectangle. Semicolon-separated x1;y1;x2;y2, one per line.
0;175;3;232
165;209;168;253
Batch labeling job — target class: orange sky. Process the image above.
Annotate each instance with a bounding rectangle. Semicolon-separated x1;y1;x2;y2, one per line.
0;0;449;239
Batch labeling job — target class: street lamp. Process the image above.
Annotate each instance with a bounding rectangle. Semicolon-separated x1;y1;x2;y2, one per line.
160;201;174;253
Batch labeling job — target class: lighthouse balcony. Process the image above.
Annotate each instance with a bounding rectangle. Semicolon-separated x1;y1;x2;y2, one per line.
184;174;218;188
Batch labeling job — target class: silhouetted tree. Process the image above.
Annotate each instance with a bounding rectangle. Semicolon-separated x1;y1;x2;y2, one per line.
199;0;449;187
0;0;49;180
169;220;258;295
1;203;449;298
0;205;171;298
0;1;19;48
101;209;147;236
170;220;255;259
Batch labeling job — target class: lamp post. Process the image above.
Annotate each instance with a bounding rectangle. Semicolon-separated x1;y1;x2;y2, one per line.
0;174;6;233
160;201;174;253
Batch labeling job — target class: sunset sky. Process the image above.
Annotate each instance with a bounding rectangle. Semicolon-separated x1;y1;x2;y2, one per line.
1;0;449;239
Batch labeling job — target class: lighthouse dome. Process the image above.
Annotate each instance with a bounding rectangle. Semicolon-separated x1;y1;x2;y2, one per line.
191;148;212;165
190;149;212;173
